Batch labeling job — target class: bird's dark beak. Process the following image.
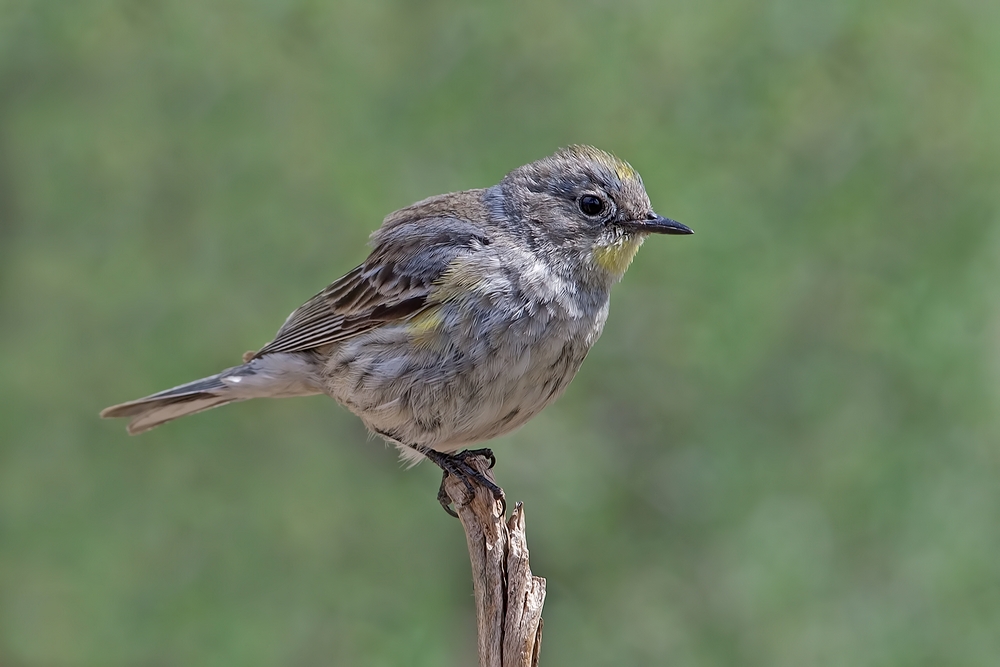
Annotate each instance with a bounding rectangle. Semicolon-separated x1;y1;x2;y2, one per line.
625;213;693;235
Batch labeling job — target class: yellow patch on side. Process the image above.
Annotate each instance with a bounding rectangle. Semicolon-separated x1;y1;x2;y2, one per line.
430;258;488;302
405;306;444;346
593;236;645;276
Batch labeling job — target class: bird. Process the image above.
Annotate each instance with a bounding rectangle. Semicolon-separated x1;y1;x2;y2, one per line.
101;145;692;514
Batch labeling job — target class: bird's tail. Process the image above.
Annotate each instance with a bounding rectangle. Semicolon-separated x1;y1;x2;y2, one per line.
100;368;245;435
102;352;325;434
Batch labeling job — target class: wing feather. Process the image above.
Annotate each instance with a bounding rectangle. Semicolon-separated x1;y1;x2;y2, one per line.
252;213;492;358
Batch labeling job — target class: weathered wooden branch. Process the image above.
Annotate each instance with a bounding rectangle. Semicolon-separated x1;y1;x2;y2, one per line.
442;456;546;667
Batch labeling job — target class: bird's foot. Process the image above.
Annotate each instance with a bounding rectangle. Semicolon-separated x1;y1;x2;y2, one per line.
423;448;505;517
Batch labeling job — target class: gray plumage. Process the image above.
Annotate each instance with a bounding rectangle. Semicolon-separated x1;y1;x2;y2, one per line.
101;145;692;466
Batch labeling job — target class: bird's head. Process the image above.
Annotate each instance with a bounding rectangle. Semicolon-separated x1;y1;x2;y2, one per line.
498;145;692;285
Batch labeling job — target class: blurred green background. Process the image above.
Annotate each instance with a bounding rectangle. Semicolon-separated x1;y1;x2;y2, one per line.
2;1;998;665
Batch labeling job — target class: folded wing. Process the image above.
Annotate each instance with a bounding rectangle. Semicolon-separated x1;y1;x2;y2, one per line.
253;217;492;357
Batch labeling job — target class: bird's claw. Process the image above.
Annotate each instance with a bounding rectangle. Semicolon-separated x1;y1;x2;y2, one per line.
425;448;505;517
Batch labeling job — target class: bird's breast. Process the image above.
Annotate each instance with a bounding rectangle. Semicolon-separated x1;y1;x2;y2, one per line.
321;278;609;451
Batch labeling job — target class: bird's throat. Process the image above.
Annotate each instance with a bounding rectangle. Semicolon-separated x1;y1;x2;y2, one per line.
592;235;645;277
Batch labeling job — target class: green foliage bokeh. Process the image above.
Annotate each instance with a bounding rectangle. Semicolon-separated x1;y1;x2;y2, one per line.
1;1;998;665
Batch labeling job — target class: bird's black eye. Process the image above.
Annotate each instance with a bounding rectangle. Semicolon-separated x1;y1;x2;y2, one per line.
579;195;605;216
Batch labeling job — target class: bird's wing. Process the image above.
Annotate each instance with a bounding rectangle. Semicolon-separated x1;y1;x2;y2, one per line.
253;217;492;357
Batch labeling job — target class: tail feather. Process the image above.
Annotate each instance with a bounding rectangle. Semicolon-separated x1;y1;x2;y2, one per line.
102;353;325;434
101;369;240;435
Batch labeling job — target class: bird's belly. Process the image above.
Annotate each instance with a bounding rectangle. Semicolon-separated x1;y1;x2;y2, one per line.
322;308;601;453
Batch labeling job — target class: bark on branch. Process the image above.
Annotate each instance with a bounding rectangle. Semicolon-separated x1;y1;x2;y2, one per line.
442;455;546;667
